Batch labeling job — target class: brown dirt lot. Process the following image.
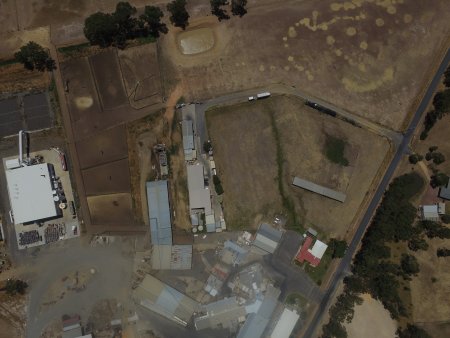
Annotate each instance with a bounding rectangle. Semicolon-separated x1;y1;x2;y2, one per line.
0;62;50;94
410;237;450;323
345;294;397;338
161;0;450;131
118;43;162;109
207;95;390;237
82;158;132;196
87;193;134;225
90;49;128;110
76;125;128;169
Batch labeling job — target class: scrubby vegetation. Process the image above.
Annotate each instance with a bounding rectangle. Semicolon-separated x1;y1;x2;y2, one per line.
325;135;349;166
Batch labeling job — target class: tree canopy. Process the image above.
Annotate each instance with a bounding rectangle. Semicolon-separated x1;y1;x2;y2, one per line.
14;42;55;72
167;0;190;30
4;279;28;296
211;0;230;21
140;6;168;37
231;0;248;17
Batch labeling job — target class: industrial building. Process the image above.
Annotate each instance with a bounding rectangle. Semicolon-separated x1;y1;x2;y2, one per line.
187;164;212;215
221;240;249;266
269;308;300;338
5;163;60;225
146;180;193;270
439;180;450;200
147;180;172;245
194;297;246;331
296;236;328;267
133;274;200;327
182;120;196;161
292;176;346;203
236;284;280;338
151;244;192;270
252;223;283;254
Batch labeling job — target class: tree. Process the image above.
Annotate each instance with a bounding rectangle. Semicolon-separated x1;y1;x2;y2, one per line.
321;320;347;338
430;172;449;188
436;248;450;257
210;0;230;21
84;12;118;47
400;254;420;276
14;42;55;72
140;6;168;37
408;235;429;251
5;279;28;296
433;89;450;114
442;214;450;224
444;66;450;87
167;0;190;30
408;154;422;164
397;324;432;338
203;141;212;153
231;0;248;17
431;152;445;165
329;239;347;258
113;1;138;38
429;146;438;152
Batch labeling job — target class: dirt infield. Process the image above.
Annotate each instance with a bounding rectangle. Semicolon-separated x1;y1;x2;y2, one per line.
60;57;101;124
90;49;128;110
207;95;389;237
162;0;450;131
87;193;134;225
76;125;128;169
82;159;131;196
118;43;162;109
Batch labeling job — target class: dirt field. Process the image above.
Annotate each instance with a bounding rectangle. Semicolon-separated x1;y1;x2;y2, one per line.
410;237;450;323
161;0;450;131
87;193;134;225
207;95;390;237
345;294;397;338
90;49;128;110
118;43;162;109
82;159;132;196
0;62;50;94
76;125;129;169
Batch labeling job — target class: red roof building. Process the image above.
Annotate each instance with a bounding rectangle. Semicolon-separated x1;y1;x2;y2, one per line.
295;236;328;267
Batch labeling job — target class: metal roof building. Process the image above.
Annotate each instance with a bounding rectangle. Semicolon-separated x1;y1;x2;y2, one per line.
187;164;212;215
237;285;280;338
146;180;172;245
292;176;346;203
439;180;450;200
295;236;328;267
5;163;59;224
195;297;246;331
252;223;283;254
269;308;300;338
134;274;199;327
151;244;192;270
182;120;195;161
421;205;439;221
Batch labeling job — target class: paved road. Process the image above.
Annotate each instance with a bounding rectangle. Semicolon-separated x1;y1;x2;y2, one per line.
194;83;403;149
302;48;450;338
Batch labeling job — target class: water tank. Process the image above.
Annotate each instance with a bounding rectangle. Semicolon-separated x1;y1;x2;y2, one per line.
192;227;198;233
198;225;204;231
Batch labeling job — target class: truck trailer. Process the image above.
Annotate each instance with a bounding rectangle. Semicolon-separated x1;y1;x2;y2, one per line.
256;92;271;99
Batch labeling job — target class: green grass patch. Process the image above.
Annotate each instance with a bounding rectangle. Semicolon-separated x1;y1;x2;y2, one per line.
304;247;333;286
0;58;18;67
136;35;156;45
324;135;349;166
57;43;90;56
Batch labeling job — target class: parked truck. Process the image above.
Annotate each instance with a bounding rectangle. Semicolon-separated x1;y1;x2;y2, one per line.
256;92;271;99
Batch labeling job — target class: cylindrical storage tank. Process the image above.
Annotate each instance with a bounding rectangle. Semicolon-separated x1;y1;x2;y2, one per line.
192;227;198;233
198;225;204;231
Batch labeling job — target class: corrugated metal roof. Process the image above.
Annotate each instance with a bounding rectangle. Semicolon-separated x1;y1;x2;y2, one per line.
195;297;246;330
269;308;300;338
237;285;280;338
439;181;450;200
147;180;172;245
182;120;194;151
309;240;328;260
253;234;278;254
292;176;346;203
134;274;199;326
181;104;196;121
187;164;212;215
258;223;283;243
152;245;192;270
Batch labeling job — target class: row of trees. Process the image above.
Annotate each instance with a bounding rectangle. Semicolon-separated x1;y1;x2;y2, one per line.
14;42;55;72
84;2;170;48
320;173;430;338
210;0;248;21
420;66;450;139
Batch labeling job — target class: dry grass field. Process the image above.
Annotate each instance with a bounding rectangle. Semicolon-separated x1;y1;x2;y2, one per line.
161;0;450;131
87;193;134;225
207;95;389;237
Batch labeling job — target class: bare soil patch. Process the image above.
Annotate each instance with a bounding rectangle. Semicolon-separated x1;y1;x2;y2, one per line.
90;49;128;110
207;95;389;237
76;125;128;169
118;43;162;109
0;63;49;94
161;0;450;130
345;294;397;338
82;159;131;196
87;193;134;225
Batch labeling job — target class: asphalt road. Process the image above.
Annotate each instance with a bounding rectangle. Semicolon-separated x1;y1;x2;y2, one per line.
302;48;450;338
